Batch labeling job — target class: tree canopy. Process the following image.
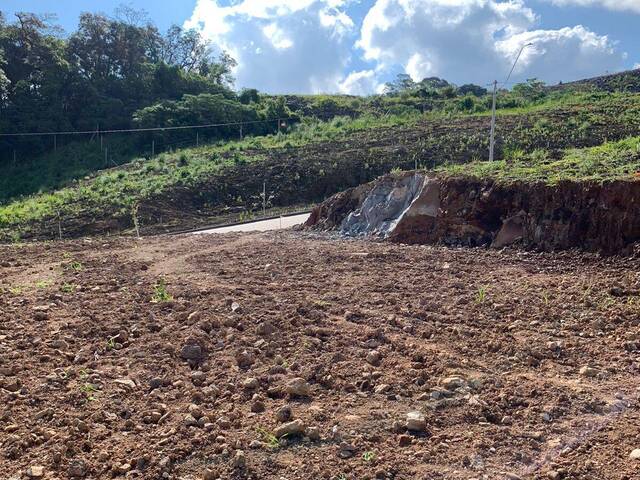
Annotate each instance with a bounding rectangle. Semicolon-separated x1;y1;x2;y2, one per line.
0;10;237;158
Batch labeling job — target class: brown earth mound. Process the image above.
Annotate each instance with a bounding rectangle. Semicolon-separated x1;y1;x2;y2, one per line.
305;173;640;254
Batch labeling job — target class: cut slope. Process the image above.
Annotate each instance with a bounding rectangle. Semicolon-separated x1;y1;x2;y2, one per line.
306;169;640;254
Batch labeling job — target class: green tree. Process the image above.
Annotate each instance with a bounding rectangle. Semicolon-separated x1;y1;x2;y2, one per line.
384;73;416;95
458;84;487;97
512;78;546;102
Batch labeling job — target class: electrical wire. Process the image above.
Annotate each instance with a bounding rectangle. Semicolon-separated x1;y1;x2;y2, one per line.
0;116;293;138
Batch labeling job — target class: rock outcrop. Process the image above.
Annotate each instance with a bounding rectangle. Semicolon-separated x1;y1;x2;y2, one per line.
305;172;640;254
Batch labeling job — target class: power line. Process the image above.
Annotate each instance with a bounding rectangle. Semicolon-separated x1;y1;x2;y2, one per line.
0;117;292;138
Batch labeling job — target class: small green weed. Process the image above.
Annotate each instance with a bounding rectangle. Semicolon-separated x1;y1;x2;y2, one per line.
60;282;76;293
257;427;283;449
362;451;376;462
151;279;172;303
70;261;83;271
79;382;98;401
475;285;488;304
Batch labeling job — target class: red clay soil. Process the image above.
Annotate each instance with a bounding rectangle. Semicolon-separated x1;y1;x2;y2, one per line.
1;231;639;480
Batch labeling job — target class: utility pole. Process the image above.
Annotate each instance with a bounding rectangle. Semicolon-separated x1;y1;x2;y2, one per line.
489;42;534;162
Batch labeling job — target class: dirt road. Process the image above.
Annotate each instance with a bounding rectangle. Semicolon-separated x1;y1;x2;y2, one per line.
1;232;639;479
193;213;310;235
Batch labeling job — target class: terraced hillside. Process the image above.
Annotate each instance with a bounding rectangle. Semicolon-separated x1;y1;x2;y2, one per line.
1;75;640;242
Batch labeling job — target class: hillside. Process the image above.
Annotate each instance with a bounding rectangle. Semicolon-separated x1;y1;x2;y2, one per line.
2;72;640;242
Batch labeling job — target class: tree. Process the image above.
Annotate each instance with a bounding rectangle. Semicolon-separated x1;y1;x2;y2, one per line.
0;13;7;102
206;51;236;87
418;77;450;90
0;49;8;104
512;78;546;102
458;84;487;97
239;88;260;104
161;25;208;73
67;12;161;81
384;73;416;95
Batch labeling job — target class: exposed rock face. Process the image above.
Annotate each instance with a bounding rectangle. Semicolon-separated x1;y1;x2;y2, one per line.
305;172;640;254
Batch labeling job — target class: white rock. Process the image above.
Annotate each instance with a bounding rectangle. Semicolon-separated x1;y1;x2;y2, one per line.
406;411;427;432
285;377;311;397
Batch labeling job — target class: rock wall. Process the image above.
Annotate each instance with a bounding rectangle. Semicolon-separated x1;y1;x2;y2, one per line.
305;172;640;254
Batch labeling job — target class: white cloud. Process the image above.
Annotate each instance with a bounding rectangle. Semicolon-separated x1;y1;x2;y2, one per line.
358;0;626;87
186;0;628;94
635;63;640;69
543;0;640;14
185;0;356;93
262;23;294;50
495;25;620;82
338;69;380;95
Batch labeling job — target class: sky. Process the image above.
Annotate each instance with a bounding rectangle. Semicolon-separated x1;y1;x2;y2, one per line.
3;0;640;94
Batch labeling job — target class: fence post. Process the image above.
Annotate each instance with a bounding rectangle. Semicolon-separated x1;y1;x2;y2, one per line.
152;140;155;158
240;124;243;140
263;180;266;217
197;132;199;147
57;211;62;240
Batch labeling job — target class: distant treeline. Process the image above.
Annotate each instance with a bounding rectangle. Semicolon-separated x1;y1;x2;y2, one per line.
0;8;293;164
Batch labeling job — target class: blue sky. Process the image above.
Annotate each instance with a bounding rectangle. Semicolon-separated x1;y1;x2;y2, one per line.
3;0;640;94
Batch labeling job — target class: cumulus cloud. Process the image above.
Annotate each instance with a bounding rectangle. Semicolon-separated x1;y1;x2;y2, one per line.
338;69;381;95
186;0;628;94
358;0;626;87
185;0;358;93
542;0;640;14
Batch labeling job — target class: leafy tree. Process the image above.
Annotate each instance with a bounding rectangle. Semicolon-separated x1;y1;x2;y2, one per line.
0;50;8;103
438;85;458;99
239;88;260;105
161;24;211;74
458;84;487;97
512;78;546;102
384;74;416;95
418;77;450;90
67;12;161;81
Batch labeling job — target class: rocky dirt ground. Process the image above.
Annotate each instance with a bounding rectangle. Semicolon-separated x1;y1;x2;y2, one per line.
1;231;639;480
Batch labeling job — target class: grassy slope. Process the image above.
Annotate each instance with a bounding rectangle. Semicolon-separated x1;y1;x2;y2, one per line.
1;89;640;240
437;135;640;183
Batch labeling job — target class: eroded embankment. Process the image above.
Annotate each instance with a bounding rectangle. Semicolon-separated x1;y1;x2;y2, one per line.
305;172;640;254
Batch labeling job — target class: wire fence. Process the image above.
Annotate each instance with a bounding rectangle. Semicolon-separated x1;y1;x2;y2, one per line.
0;116;296;170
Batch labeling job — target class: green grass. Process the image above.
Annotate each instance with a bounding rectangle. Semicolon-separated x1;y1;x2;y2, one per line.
437;136;640;184
151;279;172;303
0;111;425;233
1;89;640;240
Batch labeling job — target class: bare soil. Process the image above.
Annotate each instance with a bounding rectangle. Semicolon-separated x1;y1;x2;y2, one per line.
1;231;639;480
